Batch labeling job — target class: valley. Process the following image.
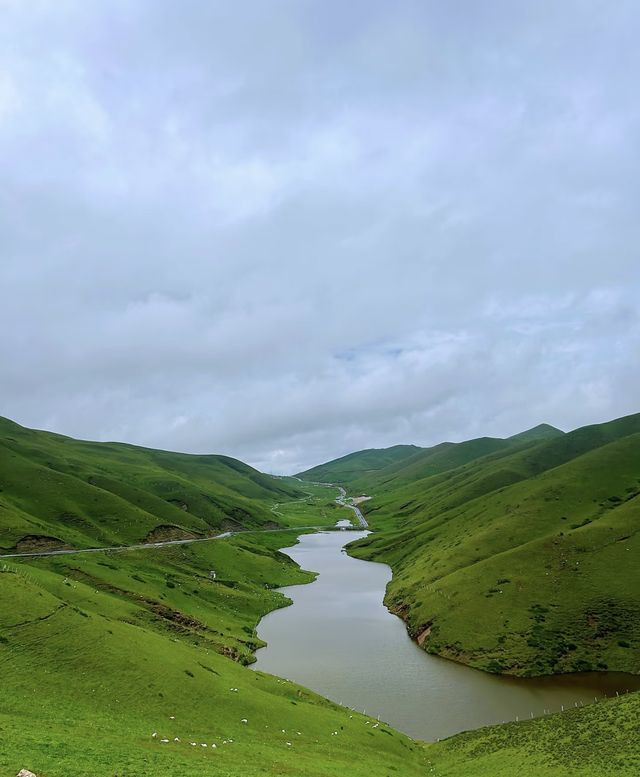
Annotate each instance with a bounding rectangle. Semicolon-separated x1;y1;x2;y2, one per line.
1;413;639;776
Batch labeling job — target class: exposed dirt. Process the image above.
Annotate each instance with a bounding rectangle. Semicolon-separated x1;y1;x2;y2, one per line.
148;602;207;631
416;623;433;646
144;524;199;543
14;535;70;553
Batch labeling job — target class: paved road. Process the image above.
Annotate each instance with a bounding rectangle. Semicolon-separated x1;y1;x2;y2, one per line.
0;524;334;560
335;486;369;528
285;477;369;528
1;481;369;560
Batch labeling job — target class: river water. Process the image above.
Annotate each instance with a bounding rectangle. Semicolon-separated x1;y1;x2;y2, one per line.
253;529;640;741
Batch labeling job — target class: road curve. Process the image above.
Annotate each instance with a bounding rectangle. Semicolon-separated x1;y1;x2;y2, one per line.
286;478;369;528
335;485;369;528
1;483;369;560
0;524;333;560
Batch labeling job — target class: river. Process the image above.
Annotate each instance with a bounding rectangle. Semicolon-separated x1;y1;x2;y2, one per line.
253;529;640;741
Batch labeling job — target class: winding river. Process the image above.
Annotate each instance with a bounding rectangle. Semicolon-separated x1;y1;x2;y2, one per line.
253;529;640;741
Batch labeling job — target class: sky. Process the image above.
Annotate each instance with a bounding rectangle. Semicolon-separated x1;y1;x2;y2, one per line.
1;1;639;474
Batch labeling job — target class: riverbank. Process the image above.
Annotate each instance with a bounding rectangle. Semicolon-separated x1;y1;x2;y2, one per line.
253;528;640;742
0;527;429;777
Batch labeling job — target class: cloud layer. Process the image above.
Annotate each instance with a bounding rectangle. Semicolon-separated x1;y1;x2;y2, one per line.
1;1;639;472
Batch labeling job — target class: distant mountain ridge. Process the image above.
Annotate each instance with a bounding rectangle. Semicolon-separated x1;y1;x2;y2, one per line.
296;443;421;483
296;422;564;487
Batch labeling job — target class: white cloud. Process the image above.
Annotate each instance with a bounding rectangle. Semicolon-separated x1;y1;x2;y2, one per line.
0;1;639;472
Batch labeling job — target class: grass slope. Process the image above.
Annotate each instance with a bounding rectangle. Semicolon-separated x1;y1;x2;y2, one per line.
0;530;426;777
3;416;639;776
348;413;640;676
0;416;306;552
428;691;640;776
295;444;421;484
306;424;564;496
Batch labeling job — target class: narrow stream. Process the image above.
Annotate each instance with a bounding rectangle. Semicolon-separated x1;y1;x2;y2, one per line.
253;529;640;741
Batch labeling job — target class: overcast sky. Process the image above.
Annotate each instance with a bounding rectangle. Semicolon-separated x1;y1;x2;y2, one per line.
1;1;639;473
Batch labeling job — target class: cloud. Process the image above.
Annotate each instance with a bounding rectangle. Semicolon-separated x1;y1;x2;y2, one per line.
0;1;639;472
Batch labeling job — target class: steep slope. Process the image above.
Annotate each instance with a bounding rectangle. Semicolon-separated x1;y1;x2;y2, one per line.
0;531;426;777
508;423;565;444
304;424;565;495
349;436;517;494
296;443;421;484
349;413;640;676
0;416;304;552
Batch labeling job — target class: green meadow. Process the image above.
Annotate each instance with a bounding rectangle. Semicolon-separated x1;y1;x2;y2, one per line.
2;413;639;776
338;414;640;677
0;531;427;777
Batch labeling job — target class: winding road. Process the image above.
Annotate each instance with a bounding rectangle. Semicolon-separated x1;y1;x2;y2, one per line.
1;484;369;560
334;486;369;528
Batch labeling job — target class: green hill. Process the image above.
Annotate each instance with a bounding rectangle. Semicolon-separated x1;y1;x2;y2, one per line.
508;423;565;444
0;420;427;776
301;424;565;495
348;413;640;677
296;443;421;484
428;690;640;776
0;532;427;777
0;416;306;553
3;415;639;776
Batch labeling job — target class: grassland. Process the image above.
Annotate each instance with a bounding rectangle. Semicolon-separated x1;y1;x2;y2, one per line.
0;419;428;775
339;413;640;676
3;414;640;776
0;416;308;552
0;528;428;777
427;691;640;776
269;479;355;528
296;444;421;484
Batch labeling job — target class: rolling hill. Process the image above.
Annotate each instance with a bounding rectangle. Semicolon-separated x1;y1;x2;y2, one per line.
0;416;306;553
346;412;640;676
298;424;564;495
2;414;639;776
0;419;427;776
295;443;421;484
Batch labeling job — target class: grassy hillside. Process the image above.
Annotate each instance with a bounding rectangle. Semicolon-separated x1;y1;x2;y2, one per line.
428;690;640;776
0;422;425;775
3;415;639;776
303;425;564;496
348;413;640;676
0;416;308;552
0;530;427;777
3;495;637;777
295;444;421;484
